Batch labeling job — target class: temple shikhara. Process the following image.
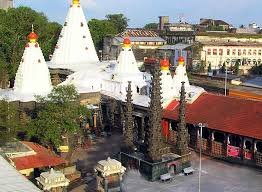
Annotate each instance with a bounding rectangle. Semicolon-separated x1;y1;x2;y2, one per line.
0;0;261;184
0;27;52;101
50;0;99;70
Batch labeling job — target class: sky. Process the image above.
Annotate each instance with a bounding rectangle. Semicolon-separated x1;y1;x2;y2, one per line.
15;0;262;28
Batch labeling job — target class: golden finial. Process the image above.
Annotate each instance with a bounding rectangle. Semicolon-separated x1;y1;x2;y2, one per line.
72;0;80;5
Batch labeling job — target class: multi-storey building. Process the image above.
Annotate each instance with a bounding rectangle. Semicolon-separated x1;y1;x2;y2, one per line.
0;0;13;9
193;32;262;73
201;41;262;73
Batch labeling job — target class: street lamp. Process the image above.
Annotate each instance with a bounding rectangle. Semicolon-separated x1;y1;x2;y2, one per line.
225;59;230;96
198;123;207;192
98;50;103;61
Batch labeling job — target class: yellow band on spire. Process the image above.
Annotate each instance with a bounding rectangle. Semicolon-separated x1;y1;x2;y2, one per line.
72;0;80;5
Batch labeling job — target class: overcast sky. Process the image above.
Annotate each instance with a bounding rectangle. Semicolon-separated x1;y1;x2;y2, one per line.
16;0;262;27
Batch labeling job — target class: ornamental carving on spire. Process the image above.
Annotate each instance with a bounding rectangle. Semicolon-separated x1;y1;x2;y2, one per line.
176;82;190;156
146;62;170;162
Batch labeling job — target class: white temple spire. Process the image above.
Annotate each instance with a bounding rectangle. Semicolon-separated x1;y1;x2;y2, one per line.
114;38;141;75
173;56;190;90
160;58;176;103
13;29;52;95
50;0;99;70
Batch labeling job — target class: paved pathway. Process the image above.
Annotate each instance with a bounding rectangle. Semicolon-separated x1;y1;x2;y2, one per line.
69;133;262;192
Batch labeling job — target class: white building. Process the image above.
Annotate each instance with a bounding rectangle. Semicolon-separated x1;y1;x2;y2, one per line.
201;41;262;73
0;0;13;10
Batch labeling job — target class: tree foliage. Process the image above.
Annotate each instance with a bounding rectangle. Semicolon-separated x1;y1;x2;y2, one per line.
29;85;91;147
250;64;262;75
88;13;129;50
105;14;129;33
234;60;240;75
144;23;158;30
88;19;117;50
0;7;61;81
0;100;20;145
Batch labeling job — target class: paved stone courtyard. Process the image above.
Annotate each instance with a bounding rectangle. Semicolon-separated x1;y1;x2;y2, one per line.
69;133;262;192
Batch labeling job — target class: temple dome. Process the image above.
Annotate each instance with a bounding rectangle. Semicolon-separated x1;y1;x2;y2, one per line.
27;31;38;43
123;38;131;45
160;59;170;71
178;56;185;65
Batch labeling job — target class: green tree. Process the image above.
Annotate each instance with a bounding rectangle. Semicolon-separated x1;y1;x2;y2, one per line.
195;60;206;73
0;100;20;145
88;19;117;50
105;14;129;33
0;7;61;81
144;23;158;30
234;60;240;75
208;63;212;73
29;85;91;148
250;65;262;75
221;62;226;73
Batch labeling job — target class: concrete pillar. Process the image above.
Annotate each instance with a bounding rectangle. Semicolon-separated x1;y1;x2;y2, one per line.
225;134;229;157
104;177;108;192
208;129;212;154
93;112;97;128
141;116;145;141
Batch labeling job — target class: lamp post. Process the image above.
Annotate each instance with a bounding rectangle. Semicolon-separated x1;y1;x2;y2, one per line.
198;123;207;192
225;59;230;96
98;50;103;61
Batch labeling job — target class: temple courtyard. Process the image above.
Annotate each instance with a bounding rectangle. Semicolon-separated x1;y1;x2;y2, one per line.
69;133;262;192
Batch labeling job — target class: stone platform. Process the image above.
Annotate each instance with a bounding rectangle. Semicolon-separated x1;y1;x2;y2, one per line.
120;151;191;181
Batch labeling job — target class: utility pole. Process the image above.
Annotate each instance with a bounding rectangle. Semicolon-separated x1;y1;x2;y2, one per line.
198;123;207;192
225;59;230;96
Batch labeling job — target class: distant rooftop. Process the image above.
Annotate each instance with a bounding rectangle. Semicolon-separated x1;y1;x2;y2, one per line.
117;28;159;37
115;36;166;43
158;43;192;50
201;41;262;47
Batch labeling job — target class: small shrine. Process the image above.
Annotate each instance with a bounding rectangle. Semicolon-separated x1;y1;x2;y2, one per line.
94;157;126;192
36;168;70;192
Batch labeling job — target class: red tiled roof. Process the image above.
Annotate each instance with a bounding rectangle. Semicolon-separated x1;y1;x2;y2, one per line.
163;93;262;140
11;142;66;170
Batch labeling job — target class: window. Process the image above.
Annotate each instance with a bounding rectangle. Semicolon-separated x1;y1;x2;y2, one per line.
207;49;211;55
232;49;236;55
238;49;241;56
248;49;252;55
213;49;217;55
243;49;246;55
219;49;223;55
253;49;257;55
227;49;230;55
258;50;262;55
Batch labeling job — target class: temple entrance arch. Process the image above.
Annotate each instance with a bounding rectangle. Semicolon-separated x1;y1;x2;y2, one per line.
168;163;176;174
